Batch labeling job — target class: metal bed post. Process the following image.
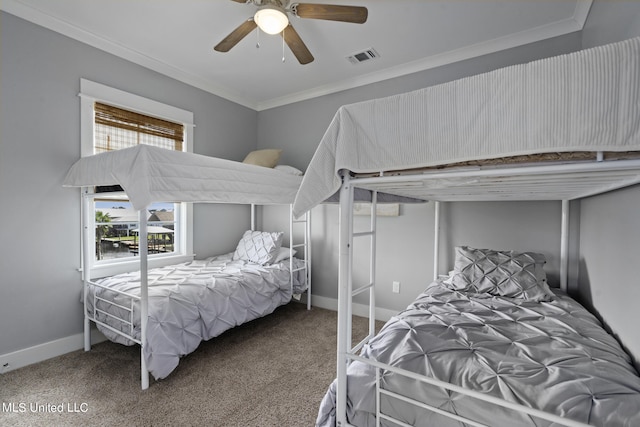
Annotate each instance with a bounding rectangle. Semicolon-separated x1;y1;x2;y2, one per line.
290;205;313;310
306;209;312;311
433;201;441;281
290;205;294;300
251;203;256;231
82;191;92;352
336;172;354;427
560;200;570;293
369;191;377;339
139;208;150;390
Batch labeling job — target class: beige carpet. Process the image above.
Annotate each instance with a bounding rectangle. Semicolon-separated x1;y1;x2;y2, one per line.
0;303;375;427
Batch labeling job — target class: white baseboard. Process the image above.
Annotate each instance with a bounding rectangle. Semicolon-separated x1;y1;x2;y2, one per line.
0;329;107;374
305;294;397;322
2;297;395;374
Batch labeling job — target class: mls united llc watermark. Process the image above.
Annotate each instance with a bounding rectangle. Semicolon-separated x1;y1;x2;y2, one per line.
2;402;89;413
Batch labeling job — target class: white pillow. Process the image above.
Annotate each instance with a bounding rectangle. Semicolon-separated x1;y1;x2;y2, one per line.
273;247;297;263
274;165;304;176
232;230;283;265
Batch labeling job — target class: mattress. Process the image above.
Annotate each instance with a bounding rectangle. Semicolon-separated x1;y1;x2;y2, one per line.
316;281;640;427
87;253;307;379
293;37;640;217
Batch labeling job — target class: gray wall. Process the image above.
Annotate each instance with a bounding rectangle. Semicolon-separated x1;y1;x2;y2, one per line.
578;0;640;368
582;0;640;48
0;12;258;355
578;187;640;368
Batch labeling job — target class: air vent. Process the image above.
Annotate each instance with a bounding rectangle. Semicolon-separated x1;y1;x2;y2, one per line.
346;47;380;64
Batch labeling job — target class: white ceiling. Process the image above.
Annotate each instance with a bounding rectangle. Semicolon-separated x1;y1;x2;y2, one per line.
2;0;592;111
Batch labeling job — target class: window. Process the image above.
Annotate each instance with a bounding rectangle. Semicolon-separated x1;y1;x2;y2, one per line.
80;79;194;278
93;199;177;262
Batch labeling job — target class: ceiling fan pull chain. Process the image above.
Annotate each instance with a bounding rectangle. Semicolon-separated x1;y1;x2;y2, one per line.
282;27;286;62
256;27;261;49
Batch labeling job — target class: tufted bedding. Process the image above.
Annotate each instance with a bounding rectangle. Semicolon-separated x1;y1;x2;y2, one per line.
87;253;307;380
317;280;640;427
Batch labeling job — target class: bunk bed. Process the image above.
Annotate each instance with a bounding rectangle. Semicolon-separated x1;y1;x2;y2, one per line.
63;144;311;389
292;37;640;426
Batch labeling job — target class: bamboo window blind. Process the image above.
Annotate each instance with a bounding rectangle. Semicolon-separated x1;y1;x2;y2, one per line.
94;102;184;153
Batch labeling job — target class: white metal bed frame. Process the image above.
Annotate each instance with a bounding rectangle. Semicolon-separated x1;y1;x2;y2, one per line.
334;154;640;427
81;196;311;390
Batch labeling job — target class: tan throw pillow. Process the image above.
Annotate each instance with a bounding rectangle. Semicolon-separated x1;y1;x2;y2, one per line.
242;149;282;168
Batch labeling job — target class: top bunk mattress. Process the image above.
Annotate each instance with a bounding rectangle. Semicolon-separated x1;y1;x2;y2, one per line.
63;144;302;210
293;37;640;217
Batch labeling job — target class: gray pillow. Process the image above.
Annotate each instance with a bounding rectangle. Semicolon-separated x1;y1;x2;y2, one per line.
232;230;283;265
451;246;553;302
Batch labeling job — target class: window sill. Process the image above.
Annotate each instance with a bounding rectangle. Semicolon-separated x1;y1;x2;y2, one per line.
88;253;196;279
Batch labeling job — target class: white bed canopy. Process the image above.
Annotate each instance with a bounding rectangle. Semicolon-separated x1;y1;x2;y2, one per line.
293;37;640;217
63;144;302;209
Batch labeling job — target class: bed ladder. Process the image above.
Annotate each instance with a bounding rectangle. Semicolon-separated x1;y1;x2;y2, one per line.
336;172;378;427
290;205;312;310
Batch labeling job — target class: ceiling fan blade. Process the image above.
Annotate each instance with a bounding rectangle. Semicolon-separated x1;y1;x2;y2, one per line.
214;19;257;52
230;0;248;3
293;3;368;24
282;24;314;65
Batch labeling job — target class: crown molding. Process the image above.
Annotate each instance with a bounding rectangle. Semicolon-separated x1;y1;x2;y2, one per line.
573;0;594;28
256;1;593;111
3;0;592;112
1;0;259;110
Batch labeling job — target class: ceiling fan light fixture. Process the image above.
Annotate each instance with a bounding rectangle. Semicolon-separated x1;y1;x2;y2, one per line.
254;5;289;35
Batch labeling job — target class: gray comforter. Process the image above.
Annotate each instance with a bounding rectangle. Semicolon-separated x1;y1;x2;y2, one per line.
317;280;640;427
87;253;307;379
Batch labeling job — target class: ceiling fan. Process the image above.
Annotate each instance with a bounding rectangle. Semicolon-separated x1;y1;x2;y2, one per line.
214;0;368;65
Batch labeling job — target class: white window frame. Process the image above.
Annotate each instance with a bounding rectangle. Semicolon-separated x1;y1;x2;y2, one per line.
79;79;194;278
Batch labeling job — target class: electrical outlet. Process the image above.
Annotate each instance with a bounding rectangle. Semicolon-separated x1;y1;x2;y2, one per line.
392;281;400;293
